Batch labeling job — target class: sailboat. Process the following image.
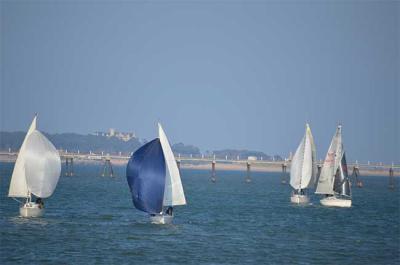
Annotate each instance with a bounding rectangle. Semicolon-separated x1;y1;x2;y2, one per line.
315;125;351;207
126;123;186;224
8;115;61;217
290;123;317;204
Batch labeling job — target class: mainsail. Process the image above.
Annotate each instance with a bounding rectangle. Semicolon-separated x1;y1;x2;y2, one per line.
315;125;343;195
290;124;316;190
158;123;186;206
24;130;61;198
126;138;166;214
8;115;37;198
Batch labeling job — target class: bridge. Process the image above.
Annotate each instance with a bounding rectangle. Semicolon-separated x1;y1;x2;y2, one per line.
1;150;398;171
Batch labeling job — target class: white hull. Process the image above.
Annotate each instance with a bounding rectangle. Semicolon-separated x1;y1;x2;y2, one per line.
290;194;309;204
149;214;173;224
19;202;44;217
320;196;351;208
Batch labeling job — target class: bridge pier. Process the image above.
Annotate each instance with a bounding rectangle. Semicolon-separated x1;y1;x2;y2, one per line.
177;154;181;173
245;161;252;183
65;157;74;176
281;162;288;184
211;160;216;183
101;157;114;177
389;165;395;190
352;163;363;188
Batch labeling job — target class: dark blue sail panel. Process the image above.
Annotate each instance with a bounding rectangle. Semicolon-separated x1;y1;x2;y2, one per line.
333;152;351;196
126;138;166;214
340;152;351;197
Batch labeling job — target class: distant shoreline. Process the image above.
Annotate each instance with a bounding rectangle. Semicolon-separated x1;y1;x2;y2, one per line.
0;153;398;177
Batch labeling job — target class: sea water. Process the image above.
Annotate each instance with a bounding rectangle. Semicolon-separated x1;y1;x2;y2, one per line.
0;162;399;264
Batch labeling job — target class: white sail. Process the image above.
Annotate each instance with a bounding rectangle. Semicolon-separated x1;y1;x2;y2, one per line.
315;125;343;195
158;123;186;206
8;115;37;198
24;130;61;198
290;124;315;190
308;126;318;186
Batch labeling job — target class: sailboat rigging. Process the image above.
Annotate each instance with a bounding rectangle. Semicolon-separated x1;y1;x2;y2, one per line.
289;123;317;204
8;114;61;217
126;123;186;224
315;125;352;207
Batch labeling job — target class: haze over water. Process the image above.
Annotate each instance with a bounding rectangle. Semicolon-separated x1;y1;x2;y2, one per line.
1;163;399;264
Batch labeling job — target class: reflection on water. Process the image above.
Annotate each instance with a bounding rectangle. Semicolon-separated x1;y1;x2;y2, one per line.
8;216;50;227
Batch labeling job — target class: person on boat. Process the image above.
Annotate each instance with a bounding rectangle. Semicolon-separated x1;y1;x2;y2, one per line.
35;197;44;208
165;207;173;216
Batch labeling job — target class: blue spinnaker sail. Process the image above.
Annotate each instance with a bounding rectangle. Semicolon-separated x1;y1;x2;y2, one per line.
126;138;166;214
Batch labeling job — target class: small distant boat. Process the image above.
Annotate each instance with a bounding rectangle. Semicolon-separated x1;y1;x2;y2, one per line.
315;125;351;207
289;124;317;204
8;115;61;217
126;123;186;224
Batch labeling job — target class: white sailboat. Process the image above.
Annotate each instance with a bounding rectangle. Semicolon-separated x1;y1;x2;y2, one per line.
8;115;62;217
290;123;317;204
315;125;351;207
126;123;186;224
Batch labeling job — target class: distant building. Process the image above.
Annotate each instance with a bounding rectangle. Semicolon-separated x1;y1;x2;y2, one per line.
115;131;135;142
247;156;257;161
93;129;136;142
109;128;116;137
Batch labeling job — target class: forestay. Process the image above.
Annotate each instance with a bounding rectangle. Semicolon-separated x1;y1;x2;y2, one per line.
126;138;166;214
8;116;37;198
158;123;186;206
315;125;343;195
24;130;61;198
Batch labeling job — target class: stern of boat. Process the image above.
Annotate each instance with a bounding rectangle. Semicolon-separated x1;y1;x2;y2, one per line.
149;214;173;224
19;202;44;217
290;194;310;204
320;196;351;208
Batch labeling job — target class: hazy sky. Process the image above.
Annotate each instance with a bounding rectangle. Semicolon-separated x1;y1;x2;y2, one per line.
1;1;398;163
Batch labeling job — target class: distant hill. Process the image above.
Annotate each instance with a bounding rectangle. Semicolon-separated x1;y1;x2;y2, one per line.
171;142;201;156
0;132;201;157
0;131;281;160
0;132;142;155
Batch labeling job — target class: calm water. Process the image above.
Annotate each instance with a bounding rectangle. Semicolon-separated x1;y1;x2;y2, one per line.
0;162;399;265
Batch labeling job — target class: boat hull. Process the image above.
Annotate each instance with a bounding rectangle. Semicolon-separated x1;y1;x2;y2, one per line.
19;203;44;217
150;214;173;224
290;194;309;204
320;196;351;208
